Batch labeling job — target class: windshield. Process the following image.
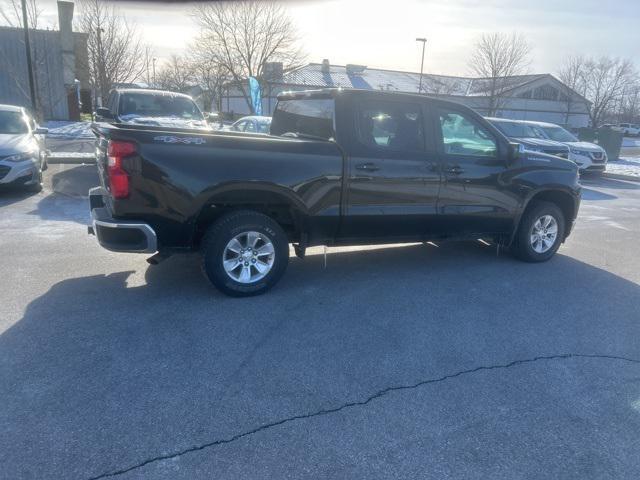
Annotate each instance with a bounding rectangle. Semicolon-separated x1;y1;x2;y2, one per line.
541;126;578;142
491;120;543;139
0;111;28;134
118;93;204;120
271;98;335;140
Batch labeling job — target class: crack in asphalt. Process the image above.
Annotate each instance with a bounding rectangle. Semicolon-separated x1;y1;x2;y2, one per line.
85;353;640;480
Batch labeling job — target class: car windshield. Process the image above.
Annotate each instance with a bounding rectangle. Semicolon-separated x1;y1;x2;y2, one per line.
541;126;578;142
492;120;543;139
118;93;204;120
0;111;28;134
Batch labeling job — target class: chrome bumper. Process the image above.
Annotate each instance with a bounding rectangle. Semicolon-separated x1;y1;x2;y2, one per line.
88;187;157;254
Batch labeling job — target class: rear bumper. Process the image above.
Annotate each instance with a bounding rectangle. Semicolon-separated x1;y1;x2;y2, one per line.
88;186;157;253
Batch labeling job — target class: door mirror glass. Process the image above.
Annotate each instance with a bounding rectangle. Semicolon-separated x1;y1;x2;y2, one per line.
509;142;525;162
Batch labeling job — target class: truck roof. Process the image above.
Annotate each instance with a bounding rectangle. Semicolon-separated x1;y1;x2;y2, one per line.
113;88;194;99
0;104;25;113
276;88;439;102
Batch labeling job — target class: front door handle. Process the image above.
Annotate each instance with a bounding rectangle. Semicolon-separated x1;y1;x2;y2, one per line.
447;166;465;175
355;162;380;172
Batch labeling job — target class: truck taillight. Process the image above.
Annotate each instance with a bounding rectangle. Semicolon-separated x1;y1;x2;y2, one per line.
107;140;136;199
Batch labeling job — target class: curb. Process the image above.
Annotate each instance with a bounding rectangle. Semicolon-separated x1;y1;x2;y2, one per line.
603;172;640;183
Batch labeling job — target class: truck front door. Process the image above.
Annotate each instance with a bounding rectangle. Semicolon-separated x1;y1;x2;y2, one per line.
339;96;441;241
434;107;515;235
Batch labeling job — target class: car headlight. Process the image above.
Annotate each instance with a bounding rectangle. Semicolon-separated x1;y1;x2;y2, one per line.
569;147;590;156
3;151;38;163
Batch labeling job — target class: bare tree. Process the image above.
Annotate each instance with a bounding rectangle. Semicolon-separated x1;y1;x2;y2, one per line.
193;1;305;113
155;55;195;93
469;32;531;116
77;0;147;105
189;55;230;113
558;55;635;127
0;0;43;28
557;55;587;125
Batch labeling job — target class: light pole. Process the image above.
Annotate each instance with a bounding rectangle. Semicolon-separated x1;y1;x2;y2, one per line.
416;37;427;94
152;57;157;87
96;27;107;105
21;0;37;112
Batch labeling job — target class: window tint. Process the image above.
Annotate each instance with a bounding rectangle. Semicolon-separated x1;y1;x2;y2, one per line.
271;98;334;139
357;101;424;152
439;111;497;157
244;121;256;132
118;93;203;120
0;111;28;134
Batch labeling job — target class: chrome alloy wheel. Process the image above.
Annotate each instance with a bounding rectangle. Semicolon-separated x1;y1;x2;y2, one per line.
530;214;558;254
222;231;275;283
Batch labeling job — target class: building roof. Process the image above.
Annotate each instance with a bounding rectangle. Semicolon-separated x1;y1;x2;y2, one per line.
277;63;584;101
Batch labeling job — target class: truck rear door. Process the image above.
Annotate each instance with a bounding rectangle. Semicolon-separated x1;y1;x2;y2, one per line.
338;94;441;241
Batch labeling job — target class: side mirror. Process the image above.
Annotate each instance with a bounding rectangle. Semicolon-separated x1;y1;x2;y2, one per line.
95;107;113;119
508;142;524;162
34;127;48;135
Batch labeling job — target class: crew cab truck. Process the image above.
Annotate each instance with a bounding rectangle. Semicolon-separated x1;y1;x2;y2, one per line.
89;89;581;296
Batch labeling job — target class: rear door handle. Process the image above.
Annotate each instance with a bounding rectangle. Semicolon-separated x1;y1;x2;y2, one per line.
355;162;380;172
447;166;465;175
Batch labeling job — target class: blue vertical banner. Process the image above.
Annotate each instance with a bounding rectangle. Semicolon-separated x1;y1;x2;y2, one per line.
248;77;262;115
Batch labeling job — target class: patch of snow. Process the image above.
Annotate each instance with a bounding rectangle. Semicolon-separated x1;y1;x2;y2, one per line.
622;137;640;148
45;121;94;139
606;157;640;178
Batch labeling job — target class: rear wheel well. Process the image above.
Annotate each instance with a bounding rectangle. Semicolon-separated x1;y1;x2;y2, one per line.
522;190;575;237
193;202;303;248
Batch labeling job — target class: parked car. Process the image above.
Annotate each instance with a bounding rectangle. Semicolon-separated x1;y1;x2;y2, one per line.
526;120;608;173
0;104;48;192
229;116;272;134
486;118;570;159
88;88;580;296
94;89;210;130
615;123;640;136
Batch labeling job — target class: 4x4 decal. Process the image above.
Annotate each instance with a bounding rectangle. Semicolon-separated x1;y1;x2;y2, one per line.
153;136;206;145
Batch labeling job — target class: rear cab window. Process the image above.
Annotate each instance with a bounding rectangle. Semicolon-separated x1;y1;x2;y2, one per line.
271;98;335;140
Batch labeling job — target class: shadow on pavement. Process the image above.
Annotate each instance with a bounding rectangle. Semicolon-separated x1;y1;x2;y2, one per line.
580;188;617;201
582;176;640;190
2;241;640;478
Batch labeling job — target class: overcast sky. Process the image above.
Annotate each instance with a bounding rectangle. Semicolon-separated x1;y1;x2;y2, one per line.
33;0;640;76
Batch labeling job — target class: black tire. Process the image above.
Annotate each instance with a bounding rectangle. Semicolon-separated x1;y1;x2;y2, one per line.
26;163;43;193
513;201;565;263
200;210;289;297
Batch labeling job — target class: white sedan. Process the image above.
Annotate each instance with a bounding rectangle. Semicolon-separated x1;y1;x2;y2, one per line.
0;105;48;192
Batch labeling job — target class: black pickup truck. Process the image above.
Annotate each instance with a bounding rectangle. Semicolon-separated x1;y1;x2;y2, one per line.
89;88;581;296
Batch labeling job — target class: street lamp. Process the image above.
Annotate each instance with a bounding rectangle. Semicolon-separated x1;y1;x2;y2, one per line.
152;57;157;87
21;0;37;112
416;37;427;94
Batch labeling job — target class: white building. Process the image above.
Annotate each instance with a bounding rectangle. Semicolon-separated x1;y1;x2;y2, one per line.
223;60;591;128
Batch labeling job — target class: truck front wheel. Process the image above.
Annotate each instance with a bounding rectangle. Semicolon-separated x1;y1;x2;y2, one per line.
200;210;289;296
513;201;565;262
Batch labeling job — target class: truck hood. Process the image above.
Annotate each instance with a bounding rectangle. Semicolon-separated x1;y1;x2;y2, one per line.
516;137;567;148
0;133;37;156
563;141;604;152
119;115;211;130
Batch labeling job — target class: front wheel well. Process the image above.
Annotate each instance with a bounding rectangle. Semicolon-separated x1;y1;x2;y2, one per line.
521;190;576;237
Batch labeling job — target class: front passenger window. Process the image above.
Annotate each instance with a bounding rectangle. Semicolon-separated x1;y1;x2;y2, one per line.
438;111;497;157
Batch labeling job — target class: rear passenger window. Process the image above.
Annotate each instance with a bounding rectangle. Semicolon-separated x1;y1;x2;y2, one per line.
357;101;425;152
438;110;497;157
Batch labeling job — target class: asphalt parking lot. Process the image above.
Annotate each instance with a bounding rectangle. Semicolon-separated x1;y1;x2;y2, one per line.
1;164;640;479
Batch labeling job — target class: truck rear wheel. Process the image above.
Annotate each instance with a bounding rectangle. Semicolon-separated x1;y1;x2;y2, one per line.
200;210;289;296
513;201;565;262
